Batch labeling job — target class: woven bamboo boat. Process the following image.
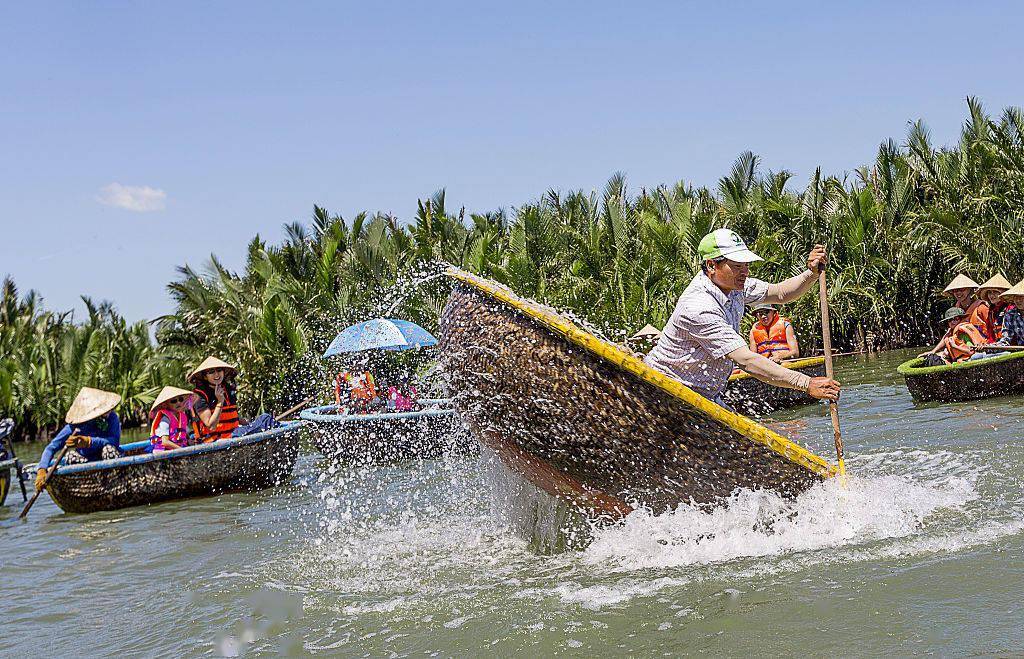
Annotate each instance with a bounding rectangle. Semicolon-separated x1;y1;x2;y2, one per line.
897;351;1024;403
723;356;826;416
45;421;303;514
439;268;838;519
300;401;473;462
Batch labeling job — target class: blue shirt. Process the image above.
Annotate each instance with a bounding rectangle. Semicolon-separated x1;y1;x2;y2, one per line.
37;412;121;470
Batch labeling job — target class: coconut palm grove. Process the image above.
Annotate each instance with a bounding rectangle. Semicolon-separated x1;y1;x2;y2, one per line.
3;98;1023;439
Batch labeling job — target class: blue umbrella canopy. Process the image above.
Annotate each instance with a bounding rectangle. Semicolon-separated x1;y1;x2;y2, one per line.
322;318;438;357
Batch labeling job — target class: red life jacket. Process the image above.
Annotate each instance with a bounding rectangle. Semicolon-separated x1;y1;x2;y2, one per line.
192;386;239;442
750;316;793;357
150;409;190;451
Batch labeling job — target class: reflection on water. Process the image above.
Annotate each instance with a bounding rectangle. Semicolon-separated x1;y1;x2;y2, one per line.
2;349;1024;655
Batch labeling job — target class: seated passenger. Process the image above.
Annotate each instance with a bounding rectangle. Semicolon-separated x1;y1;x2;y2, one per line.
149;386;195;451
977;274;1012;341
387;374;420;412
996;280;1024;346
188;356;277;440
34;387;122;492
919;307;987;365
336;369;378;413
943;274;989;337
748;304;800;363
188;356;240;442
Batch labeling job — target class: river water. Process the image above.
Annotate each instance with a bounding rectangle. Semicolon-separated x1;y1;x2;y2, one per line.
2;348;1023;656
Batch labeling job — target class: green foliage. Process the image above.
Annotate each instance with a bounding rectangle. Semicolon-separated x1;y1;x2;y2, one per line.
0;278;179;441
14;99;1023;425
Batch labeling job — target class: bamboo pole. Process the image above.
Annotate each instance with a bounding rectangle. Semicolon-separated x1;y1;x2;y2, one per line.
817;270;846;477
20;443;71;519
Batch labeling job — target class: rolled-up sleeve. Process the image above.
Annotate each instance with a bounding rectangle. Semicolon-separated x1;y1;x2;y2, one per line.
743;277;770;305
677;309;747;359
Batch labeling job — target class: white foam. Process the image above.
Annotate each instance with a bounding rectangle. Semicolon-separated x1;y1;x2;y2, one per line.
583;473;977;571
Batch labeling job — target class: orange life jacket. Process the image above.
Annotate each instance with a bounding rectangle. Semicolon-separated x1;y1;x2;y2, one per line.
966;300;991;341
750;316;794;357
192;386;239;442
336;371;377;406
987;302;1008;341
945;322;987;362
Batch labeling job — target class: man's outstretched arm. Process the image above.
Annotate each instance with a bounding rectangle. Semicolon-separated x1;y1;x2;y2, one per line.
763;245;827;304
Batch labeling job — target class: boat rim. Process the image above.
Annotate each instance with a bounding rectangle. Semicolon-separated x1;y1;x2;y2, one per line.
299;399;455;423
896;350;1024;376
53;420;303;476
446;267;838;479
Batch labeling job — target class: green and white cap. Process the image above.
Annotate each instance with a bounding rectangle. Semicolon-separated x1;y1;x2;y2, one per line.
697;229;763;263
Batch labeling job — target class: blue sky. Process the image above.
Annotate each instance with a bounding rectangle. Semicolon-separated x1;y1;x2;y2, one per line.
2;1;1021;323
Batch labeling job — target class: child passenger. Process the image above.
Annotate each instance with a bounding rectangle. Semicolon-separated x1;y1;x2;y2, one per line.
149;386;195;451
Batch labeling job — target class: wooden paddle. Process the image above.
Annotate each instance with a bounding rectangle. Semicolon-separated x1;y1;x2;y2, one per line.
817;270;846;477
276;394;316;422
976;344;1024;352
19;442;73;519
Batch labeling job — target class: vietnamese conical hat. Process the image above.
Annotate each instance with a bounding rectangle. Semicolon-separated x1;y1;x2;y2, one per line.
977;273;1012;293
65;387;121;425
1001;278;1024;298
187;356;237;383
629;324;662;341
942;274;980;295
150;386;195;414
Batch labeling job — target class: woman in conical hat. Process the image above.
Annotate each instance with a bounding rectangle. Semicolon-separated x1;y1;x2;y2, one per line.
942;274;980;310
977;274;1013;340
34;387;122;492
188;356;240;442
942;274;992;339
149;386;196;452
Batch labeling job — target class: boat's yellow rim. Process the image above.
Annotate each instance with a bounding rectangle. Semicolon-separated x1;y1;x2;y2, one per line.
728;356;826;382
447;267;838;479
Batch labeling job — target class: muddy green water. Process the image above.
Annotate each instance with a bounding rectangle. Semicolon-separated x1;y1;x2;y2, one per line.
2;348;1023;656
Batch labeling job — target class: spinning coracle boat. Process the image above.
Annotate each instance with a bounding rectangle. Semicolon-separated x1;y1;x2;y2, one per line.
439;268;839;520
43;421;303;514
300;400;473;462
723;356;826;416
897;351;1024;403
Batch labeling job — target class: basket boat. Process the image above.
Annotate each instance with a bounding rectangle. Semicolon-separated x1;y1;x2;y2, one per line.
723;356;826;416
300;401;473;462
896;351;1024;403
45;421;303;514
439;268;838;520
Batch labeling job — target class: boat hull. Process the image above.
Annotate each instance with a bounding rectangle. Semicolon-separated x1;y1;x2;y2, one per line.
301;403;474;462
897;352;1024;403
46;422;302;514
439;271;836;519
723;357;826;416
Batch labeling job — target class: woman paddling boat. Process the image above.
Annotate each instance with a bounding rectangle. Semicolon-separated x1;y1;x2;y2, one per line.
33;387;122;493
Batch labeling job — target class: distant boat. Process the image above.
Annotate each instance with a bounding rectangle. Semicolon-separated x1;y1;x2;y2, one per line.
43;422;302;514
897;351;1024;403
723;356;826;416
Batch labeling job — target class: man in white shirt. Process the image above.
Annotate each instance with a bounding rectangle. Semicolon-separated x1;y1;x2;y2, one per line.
645;229;840;408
